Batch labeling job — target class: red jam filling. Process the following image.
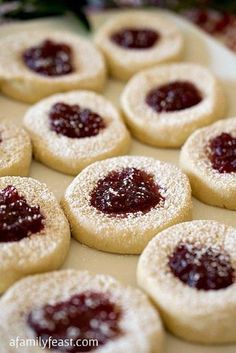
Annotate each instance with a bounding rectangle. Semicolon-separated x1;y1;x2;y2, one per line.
0;185;44;243
90;167;164;216
111;27;159;49
183;8;232;35
146;81;202;113
27;291;122;353
207;133;236;173
49;102;106;138
23;39;74;76
169;243;235;290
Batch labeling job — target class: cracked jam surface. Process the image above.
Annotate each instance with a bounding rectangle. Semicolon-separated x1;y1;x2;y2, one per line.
23;39;74;76
207;132;236;173
0;185;44;243
168;242;235;290
90;167;164;216
146;81;202;113
111;27;159;49
49;102;106;139
27;291;122;352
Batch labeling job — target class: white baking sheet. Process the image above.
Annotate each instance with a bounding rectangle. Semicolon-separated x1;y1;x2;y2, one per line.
0;9;236;353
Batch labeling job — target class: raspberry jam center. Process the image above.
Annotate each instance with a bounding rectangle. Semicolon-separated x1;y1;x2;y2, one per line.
146;81;202;113
0;185;44;243
207;133;236;173
90;167;164;216
49;102;106;138
183;8;232;35
23;39;74;76
111;27;159;49
169;243;235;290
27;292;122;353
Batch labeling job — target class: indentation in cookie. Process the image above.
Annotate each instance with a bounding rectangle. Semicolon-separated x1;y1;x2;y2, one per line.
168;242;235;290
49;102;106;138
0;185;44;243
27;291;122;352
207;132;236;173
90;167;164;216
23;39;74;76
111;27;159;49
146;81;202;113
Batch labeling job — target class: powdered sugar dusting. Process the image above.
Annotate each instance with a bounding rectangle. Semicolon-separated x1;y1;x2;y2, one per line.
24;91;130;174
0;121;31;175
181;117;236;189
62;156;192;253
138;220;236;313
0;270;163;353
0;176;70;284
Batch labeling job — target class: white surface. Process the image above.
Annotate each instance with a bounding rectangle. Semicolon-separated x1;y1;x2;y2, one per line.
0;10;236;353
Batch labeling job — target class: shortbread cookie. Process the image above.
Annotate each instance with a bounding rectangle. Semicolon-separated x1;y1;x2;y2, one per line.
94;11;183;80
0;121;32;176
180;117;236;209
0;176;70;293
62;156;192;254
0;31;106;103
121;63;226;147
0;270;165;353
138;220;236;344
24;91;131;175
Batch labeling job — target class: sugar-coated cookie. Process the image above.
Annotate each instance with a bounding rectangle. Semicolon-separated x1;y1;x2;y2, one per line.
94;11;183;80
121;63;226;147
0;121;32;176
24;91;131;175
180;117;236;209
62;156;192;254
0;270;164;353
0;176;70;293
138;220;236;344
0;31;106;103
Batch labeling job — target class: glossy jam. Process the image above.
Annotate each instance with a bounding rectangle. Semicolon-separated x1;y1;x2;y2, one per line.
0;185;44;243
146;81;202;113
90;167;164;216
28;291;122;353
49;102;106;138
169;243;235;290
111;27;159;49
23;39;74;76
207;133;236;173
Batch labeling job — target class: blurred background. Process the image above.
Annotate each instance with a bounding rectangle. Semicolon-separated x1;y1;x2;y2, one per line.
1;0;236;51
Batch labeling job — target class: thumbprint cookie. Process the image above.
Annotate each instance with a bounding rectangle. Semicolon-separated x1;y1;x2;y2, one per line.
24;91;131;175
0;121;31;176
0;176;70;293
180;117;236;209
94;11;183;80
138;220;236;344
0;270;164;353
0;31;106;103
121;63;226;147
62;156;192;254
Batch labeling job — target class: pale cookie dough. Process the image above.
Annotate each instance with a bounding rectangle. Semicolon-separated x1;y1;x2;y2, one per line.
0;270;165;353
24;91;131;175
61;156;192;254
180;117;236;210
121;63;226;147
0;31;106;103
0;121;32;176
0;176;70;293
94;11;183;80
137;220;236;344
